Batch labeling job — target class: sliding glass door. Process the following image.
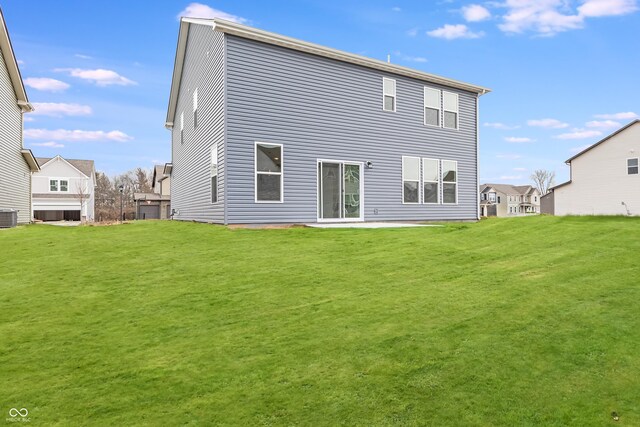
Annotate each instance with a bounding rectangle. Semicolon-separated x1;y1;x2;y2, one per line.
318;161;362;221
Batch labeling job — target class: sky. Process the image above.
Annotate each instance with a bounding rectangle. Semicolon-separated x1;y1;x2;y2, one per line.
2;0;639;184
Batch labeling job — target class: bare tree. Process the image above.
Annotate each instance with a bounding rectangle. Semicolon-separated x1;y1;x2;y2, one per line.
73;180;89;223
531;169;556;195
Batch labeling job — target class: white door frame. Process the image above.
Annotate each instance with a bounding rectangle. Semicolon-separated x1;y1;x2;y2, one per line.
316;159;364;222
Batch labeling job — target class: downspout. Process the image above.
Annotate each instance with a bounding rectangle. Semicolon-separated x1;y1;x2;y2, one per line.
223;34;229;226
476;91;483;220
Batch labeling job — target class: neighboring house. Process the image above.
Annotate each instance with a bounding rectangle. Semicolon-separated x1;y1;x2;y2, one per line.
165;18;490;224
545;120;640;216
134;164;171;220
32;156;96;221
0;8;39;224
479;184;540;217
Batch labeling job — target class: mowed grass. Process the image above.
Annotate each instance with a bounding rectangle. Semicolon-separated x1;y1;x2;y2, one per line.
1;217;639;426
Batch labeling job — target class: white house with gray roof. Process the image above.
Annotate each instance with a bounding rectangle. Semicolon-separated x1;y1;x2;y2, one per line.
165;18;490;224
480;184;540;217
543;120;640;216
32;156;96;221
0;8;39;224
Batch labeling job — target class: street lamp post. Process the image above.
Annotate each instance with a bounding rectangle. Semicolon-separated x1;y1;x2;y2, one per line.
118;184;124;223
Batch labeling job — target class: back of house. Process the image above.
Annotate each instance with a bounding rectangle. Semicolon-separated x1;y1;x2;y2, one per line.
0;8;37;224
166;18;490;224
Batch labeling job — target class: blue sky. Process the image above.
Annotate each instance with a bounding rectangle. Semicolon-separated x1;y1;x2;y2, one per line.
3;0;639;184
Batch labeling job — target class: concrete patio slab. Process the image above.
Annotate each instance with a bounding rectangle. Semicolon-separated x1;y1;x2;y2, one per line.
305;222;442;229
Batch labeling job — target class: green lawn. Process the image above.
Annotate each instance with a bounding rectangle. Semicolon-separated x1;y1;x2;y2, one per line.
1;217;639;425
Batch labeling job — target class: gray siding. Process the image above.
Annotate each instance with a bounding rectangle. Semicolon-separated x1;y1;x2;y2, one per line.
0;48;30;224
171;25;225;223
224;35;478;223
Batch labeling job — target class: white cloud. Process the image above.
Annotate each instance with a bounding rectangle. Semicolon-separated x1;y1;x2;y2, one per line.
392;6;402;12
30;141;64;148
527;118;569;128
554;129;602;140
513;167;527;171
24;128;133;142
497;153;522;159
427;24;485;39
23;77;70;92
498;0;638;36
585;120;621;128
593;111;638;120
500;175;522;180
32;103;92;117
393;51;428;63
75;54;93;60
505;136;535;143
17;59;25;65
484;122;520;130
55;68;136;86
570;144;592;153
462;4;491;22
406;28;419;37
177;3;248;23
23;116;35;122
578;0;638;17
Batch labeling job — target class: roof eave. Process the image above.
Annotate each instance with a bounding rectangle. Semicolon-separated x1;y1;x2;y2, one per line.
21;149;40;172
565;119;640;163
0;9;31;111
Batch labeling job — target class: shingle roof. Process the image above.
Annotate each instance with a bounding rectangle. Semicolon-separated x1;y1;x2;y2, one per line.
36;157;95;177
481;183;538;196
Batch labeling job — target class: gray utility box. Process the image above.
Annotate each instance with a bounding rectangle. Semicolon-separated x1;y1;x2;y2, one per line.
0;209;18;228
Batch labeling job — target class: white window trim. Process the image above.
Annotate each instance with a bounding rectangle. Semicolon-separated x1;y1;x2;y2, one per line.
401;156;421;204
422;157;440;204
441;159;458;205
316;159;365;223
193;89;198;128
442;91;459;131
627;157;639;175
211;143;218;204
382;77;396;112
254;142;284;204
423;87;441;128
49;178;70;193
49;179;59;192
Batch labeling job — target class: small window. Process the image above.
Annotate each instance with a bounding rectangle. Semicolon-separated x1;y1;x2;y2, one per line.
443;91;458;130
180;112;184;144
497;196;501;203
402;156;420;203
422;158;439;204
424;87;441;127
50;179;58;192
383;78;396;112
60;180;69;192
442;160;457;204
628;158;638;175
193;88;198;128
211;143;218;203
488;192;496;202
255;143;283;202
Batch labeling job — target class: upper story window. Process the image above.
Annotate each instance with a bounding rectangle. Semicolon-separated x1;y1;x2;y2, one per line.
50;179;58;192
443;91;458;130
211;143;218;203
628;158;638;175
255;143;283;203
383;78;396;112
422;158;439;204
402;156;420;203
442;160;457;204
488;192;496;202
424;87;441;127
193;89;198;128
49;179;68;192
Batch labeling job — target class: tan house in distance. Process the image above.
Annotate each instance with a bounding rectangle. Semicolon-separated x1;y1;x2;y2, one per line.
134;164;171;219
542;120;640;216
480;184;540;217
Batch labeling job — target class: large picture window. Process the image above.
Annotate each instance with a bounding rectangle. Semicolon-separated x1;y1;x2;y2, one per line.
424;87;441;127
402;156;420;203
211;143;218;203
383;77;396;112
442;160;458;204
255;143;283;202
628;158;638;175
422;158;439;204
443;91;458;130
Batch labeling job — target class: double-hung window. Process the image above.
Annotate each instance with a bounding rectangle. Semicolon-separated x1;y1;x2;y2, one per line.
424;87;441;127
60;180;69;192
402;156;420;203
193;89;198;128
383;78;396;112
442;160;458;204
50;179;58;192
628;158;638;175
210;143;218;203
443;92;458;130
422;158;439;203
255;143;283;202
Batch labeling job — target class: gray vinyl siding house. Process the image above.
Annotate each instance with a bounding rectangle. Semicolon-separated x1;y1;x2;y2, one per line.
0;8;37;224
166;18;490;224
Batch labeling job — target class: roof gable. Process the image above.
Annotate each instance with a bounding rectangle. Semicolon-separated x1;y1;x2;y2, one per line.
166;18;490;127
0;8;32;112
565;120;640;164
36;156;95;178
